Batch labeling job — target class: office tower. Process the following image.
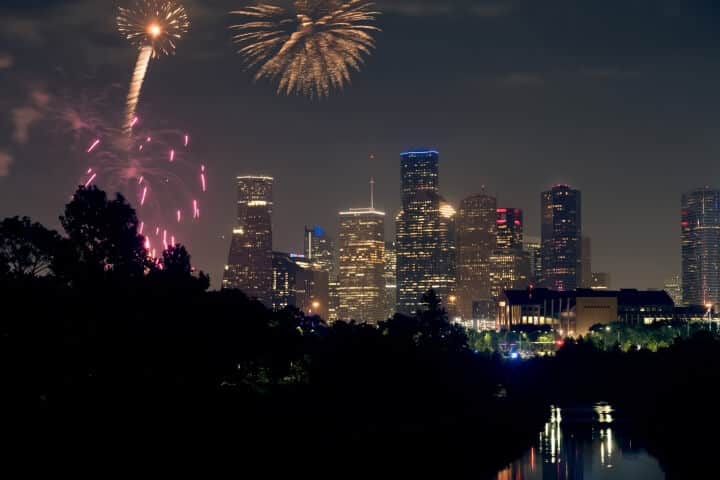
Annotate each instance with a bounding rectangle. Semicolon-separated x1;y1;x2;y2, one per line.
396;150;455;313
438;200;458;311
496;208;523;251
383;241;398;320
581;237;593;288
338;207;386;323
664;274;682;306
682;187;720;306
591;272;611;291
272;252;329;319
456;193;497;320
223;176;274;306
304;225;336;276
490;207;530;300
304;225;338;321
523;236;542;285
541;184;582;291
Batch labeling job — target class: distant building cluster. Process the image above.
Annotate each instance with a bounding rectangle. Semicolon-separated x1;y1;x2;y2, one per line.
222;151;719;335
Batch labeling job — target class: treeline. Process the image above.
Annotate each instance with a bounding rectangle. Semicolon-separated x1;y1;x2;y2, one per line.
0;186;544;474
3;186;720;475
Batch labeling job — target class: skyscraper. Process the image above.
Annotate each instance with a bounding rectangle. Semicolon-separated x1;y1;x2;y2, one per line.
383;241;397;320
581;237;593;288
304;225;337;320
496;208;523;251
456;193;497;320
396;150;455;313
223;176;274;305
272;252;329;319
490;207;530;300
304;225;336;276
338;207;386;323
681;188;720;307
523;236;542;285
541;185;582;291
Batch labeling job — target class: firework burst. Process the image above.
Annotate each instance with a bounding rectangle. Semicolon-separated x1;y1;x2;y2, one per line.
117;0;189;132
230;0;381;98
77;118;206;252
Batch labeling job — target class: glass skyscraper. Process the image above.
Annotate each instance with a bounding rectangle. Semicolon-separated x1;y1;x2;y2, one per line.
456;193;497;321
223;176;274;306
681;187;720;307
338;207;386;323
396;150;455;314
541;185;582;291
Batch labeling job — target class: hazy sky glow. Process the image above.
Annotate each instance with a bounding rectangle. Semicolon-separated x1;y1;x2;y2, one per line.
2;0;720;288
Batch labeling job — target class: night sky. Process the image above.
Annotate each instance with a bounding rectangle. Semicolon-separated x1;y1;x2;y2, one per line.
2;0;720;289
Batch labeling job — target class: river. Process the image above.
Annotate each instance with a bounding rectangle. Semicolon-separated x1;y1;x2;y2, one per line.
496;403;665;479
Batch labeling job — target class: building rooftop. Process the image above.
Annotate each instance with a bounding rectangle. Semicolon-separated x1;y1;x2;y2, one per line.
504;288;674;306
339;208;386;216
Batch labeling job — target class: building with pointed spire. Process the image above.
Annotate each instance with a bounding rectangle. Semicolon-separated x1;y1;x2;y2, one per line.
337;178;386;323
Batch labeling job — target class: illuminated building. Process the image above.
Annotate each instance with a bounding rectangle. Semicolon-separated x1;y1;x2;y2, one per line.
500;288;673;335
272;252;329;319
541;185;582;291
490;207;530;302
581;237;593;288
338;207;386;323
304;225;336;276
456;192;497;320
592;272;611;290
495;208;523;251
383;241;397;320
664;274;682;306
304;225;338;320
523;236;542;285
681;187;720;307
396;150;456;313
223;176;274;306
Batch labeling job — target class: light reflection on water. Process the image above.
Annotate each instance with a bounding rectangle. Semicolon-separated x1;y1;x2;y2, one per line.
497;404;665;480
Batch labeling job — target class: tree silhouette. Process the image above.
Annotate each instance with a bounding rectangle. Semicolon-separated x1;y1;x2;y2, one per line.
58;186;149;283
0;216;61;280
149;244;210;291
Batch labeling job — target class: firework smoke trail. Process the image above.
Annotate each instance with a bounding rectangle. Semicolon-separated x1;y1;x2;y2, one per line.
117;0;190;133
230;0;381;98
124;45;153;133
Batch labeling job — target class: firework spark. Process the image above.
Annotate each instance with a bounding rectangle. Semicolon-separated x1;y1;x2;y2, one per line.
230;0;381;98
87;139;101;153
117;0;190;132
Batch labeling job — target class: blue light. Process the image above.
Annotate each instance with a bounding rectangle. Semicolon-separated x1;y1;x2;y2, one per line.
313;225;325;237
401;150;439;157
510;352;519;360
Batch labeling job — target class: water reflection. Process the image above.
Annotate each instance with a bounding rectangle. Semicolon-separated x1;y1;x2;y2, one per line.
497;403;664;479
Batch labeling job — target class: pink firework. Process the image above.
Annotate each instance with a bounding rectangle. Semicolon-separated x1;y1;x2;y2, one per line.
87;139;100;153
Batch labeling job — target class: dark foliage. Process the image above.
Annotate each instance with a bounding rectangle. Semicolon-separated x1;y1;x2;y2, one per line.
2;186;717;475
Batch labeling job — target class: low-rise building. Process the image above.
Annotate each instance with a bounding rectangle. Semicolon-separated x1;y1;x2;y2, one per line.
499;288;675;336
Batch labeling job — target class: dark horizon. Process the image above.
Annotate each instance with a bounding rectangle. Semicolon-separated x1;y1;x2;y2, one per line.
3;0;720;289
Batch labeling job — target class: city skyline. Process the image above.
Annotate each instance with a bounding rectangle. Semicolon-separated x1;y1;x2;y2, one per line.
3;1;720;291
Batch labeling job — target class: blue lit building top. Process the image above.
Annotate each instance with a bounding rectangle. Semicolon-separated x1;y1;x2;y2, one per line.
401;150;440;157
